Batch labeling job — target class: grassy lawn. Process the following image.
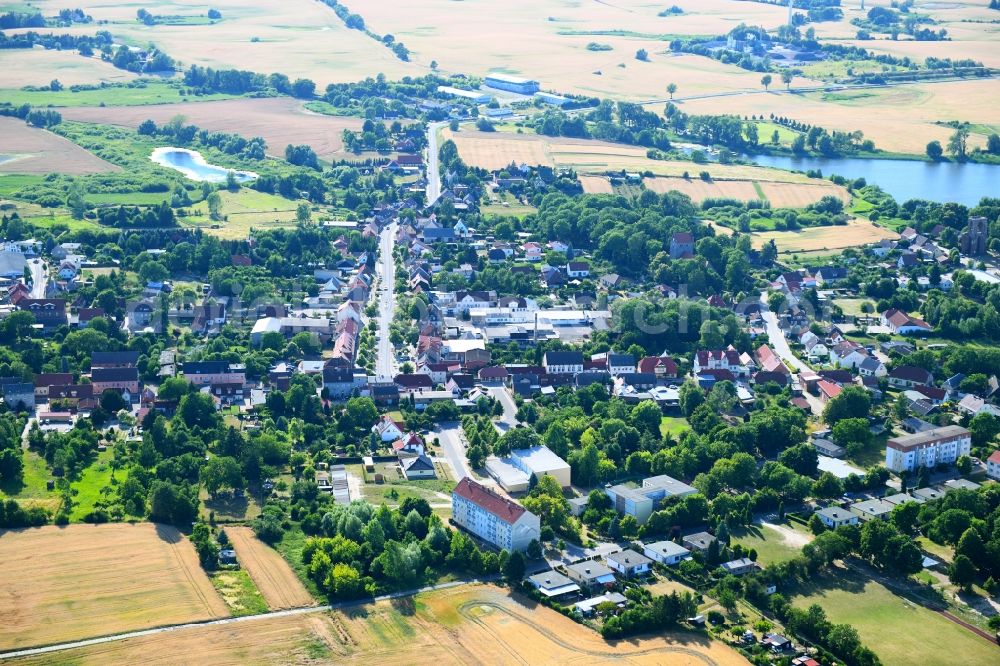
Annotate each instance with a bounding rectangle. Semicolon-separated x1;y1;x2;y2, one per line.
0;449;61;512
732;523;808;566
916;536;954;565
833;298;875;318
792;567;999;666
200;487;262;522
0;81;238;108
659;416;690;438
753;121;799;147
69;449;117;521
210;569;269;616
848;432;888;469
181;188;303;239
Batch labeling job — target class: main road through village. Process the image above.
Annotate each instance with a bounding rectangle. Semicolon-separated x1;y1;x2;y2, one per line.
374;222;398;382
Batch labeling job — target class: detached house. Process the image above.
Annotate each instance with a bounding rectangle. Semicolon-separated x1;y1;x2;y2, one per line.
669;232;695;259
888;365;933;389
372;415;406;442
543;350;584;375
881;308;932;335
566;261;590;278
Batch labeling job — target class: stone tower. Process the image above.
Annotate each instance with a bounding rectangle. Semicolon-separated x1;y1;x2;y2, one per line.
959;216;988;256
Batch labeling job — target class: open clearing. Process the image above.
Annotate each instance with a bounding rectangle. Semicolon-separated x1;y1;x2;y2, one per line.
793;568;1000;666
60;97;364;161
226;526;315;610
0;49;137;88
0;523;227;651
180;188;302;239
733;522;812;566
0;117;120;175
752;217;899;253
10;583;747;665
579;175;614;194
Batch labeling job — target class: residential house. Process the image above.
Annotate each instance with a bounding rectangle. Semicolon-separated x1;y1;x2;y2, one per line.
574;592;627;616
372;415;406;442
522;242;543;262
90;367;140;397
18;298;67;329
451;477;540;551
682;532;717;553
606;549;652;578
642;540;690;565
693;349;747;377
720;558;759;576
817;380;842;402
986;450;1000;481
858;356;887;378
637;356;679;379
542;350;584;375
183;361;246;387
34;372;73;401
0;379;34;411
830;341;868;369
812;438;846;458
887;365;933;389
815;506;858;529
957;394;1000;418
881;309;932;335
395;373;434;393
526;570;580;598
566;261;590;278
814;266;848;286
564;560;617;589
851;498;893;521
401;454;437;480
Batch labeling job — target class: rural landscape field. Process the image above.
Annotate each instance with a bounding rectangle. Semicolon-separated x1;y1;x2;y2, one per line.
1;0;1000;664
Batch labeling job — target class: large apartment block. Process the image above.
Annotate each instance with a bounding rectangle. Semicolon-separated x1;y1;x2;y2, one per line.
885;425;971;473
451;478;540;551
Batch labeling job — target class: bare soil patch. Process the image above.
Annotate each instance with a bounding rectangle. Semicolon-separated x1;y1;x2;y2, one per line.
226;526;315;610
60;97;364;161
0;523;227;651
0;117;120;175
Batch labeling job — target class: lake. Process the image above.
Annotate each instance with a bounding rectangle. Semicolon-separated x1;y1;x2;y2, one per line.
746;154;999;207
150;147;257;183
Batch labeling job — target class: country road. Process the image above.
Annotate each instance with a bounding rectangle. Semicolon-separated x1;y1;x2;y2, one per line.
636;72;1000;107
0;578;498;661
758;291;825;416
375;222;397;381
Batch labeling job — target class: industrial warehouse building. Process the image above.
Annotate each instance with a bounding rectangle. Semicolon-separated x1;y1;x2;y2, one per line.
483;73;540;94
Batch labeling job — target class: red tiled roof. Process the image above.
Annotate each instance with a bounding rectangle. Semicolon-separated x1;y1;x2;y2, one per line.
453;477;526;525
638;356;678;375
987;450;1000;465
818;380;842;399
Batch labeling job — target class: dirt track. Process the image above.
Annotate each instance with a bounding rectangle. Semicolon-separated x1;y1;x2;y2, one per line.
226;526;316;610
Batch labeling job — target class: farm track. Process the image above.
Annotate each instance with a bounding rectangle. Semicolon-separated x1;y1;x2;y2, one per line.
226;527;315;610
637;72;1000;106
456;600;722;665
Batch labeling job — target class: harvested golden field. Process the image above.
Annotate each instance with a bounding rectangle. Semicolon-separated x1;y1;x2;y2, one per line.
447;129;816;183
578;175;614;194
362;0;809;99
0;117;120;175
11;584;747;665
0;523;228;651
11;0;417;86
60;97;364;161
0;49;136;88
752;218;899;253
226;526;315;610
759;181;850;208
644;176;761;202
678;79;1000;154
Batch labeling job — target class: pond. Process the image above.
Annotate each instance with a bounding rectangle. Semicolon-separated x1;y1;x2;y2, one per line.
746;153;1000;207
150;147;257;183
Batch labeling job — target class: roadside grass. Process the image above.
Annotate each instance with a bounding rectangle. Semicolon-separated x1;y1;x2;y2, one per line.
732;522;809;566
791;566;999;666
0;81;238;108
210;569;269;617
659;416;690;438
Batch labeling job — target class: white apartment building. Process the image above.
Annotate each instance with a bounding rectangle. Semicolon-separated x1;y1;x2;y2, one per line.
884;425;971;473
451;478;540;551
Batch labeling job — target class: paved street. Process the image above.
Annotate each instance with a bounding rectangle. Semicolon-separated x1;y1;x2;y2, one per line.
374;223;397;381
487;386;518;433
435;421;474;481
425;121;444;205
759;290;825;416
28;258;47;298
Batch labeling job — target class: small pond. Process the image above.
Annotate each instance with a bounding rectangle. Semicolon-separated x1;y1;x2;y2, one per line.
150;147;257;183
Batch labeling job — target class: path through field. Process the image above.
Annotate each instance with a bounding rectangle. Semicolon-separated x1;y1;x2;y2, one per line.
225;527;315;610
